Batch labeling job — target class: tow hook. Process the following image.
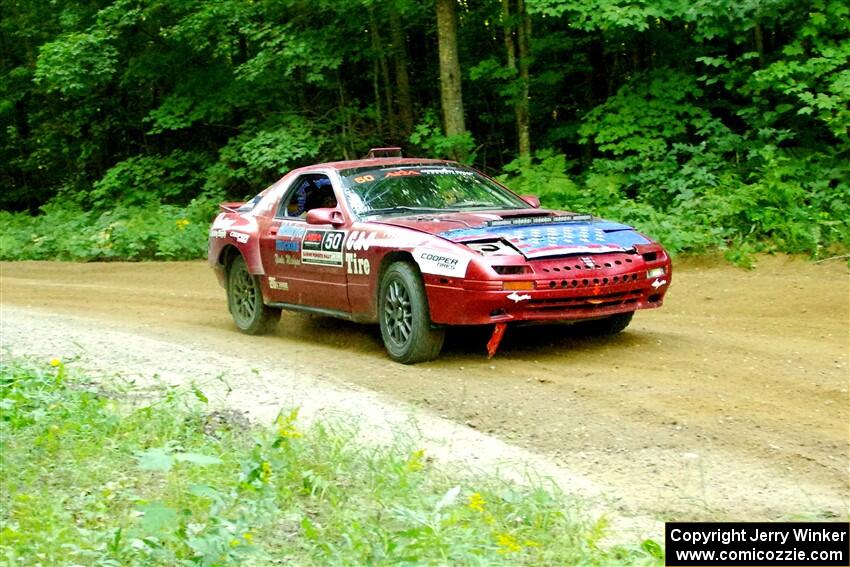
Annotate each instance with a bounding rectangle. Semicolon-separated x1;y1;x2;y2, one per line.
486;323;508;359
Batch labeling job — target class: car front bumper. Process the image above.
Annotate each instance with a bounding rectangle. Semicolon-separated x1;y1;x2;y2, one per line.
424;258;671;325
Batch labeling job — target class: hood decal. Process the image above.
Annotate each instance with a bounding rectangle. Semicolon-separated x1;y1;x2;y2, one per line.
439;220;649;259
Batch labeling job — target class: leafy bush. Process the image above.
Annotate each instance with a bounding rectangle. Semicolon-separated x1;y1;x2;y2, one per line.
88;151;212;209
409;110;477;163
0;357;663;565
499;145;850;260
0;197;217;261
209;115;327;194
33;31;118;96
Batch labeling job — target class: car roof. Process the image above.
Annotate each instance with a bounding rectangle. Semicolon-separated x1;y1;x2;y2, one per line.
310;157;456;171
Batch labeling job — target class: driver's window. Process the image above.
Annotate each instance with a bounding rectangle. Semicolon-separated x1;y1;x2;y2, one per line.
276;174;338;219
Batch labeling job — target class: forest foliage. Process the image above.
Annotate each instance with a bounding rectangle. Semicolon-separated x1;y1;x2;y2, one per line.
1;0;848;261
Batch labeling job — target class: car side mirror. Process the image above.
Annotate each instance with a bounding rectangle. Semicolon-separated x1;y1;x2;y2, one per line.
520;194;540;208
306;207;345;227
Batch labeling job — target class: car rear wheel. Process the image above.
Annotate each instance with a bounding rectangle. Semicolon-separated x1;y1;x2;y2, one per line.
379;262;445;364
227;255;281;334
577;311;634;336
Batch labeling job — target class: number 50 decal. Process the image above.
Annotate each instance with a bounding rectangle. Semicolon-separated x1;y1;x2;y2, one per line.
302;229;346;267
323;232;343;250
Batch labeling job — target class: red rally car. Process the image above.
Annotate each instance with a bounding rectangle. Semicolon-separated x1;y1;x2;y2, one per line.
209;148;672;363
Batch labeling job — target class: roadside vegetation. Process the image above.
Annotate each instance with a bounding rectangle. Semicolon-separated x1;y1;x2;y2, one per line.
1;1;847;262
0;357;662;565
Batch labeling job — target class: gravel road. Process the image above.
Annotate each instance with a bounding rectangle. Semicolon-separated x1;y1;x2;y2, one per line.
1;255;847;526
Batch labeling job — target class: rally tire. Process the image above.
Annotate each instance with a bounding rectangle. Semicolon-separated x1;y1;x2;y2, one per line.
378;262;445;364
577;311;634;336
227;255;281;335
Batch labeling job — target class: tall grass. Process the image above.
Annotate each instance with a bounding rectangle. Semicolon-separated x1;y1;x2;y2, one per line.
0;357;662;565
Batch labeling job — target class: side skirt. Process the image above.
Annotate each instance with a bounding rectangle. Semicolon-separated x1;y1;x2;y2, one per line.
266;302;374;323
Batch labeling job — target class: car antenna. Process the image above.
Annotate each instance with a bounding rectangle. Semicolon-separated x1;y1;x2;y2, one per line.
364;147;403;159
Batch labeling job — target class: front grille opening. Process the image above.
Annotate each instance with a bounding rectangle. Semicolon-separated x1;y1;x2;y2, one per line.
525;289;644;312
493;265;529;275
648;294;661;303
642;252;658;262
490;308;507;316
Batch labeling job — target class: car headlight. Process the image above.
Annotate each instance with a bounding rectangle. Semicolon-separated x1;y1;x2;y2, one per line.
647;267;665;278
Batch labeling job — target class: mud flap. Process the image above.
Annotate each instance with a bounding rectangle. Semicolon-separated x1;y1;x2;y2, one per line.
486;323;507;359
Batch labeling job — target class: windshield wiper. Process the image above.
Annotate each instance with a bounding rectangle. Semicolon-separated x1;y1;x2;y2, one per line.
366;206;458;216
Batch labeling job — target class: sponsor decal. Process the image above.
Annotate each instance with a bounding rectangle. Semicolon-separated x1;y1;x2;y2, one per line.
420;167;474;176
385;169;421;177
345;230;427;251
353;174;375;184
345;253;371;275
580;256;595;269
345;230;380;251
413;248;470;278
486;214;593;227
274;255;300;266
301;229;345;267
268;277;289;291
651;278;667;289
275;240;300;252
230;231;249;244
209;228;227;239
277;224;307;239
507;291;531;303
465;240;520;256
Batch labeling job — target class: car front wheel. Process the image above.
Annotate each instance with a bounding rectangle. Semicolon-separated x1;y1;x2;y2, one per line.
227;255;281;334
379;262;445;364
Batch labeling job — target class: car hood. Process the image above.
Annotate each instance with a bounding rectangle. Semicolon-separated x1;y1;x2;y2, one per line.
372;209;650;259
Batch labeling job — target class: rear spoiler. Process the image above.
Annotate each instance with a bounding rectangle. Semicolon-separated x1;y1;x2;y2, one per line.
219;201;245;213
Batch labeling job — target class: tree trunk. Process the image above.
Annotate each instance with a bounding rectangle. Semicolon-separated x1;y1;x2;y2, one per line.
370;9;396;142
515;0;531;158
435;0;466;140
390;9;414;138
502;0;530;159
368;11;384;139
501;0;516;71
337;71;351;160
754;23;765;67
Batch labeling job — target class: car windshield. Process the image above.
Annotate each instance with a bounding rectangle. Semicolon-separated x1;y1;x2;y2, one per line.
340;165;528;216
